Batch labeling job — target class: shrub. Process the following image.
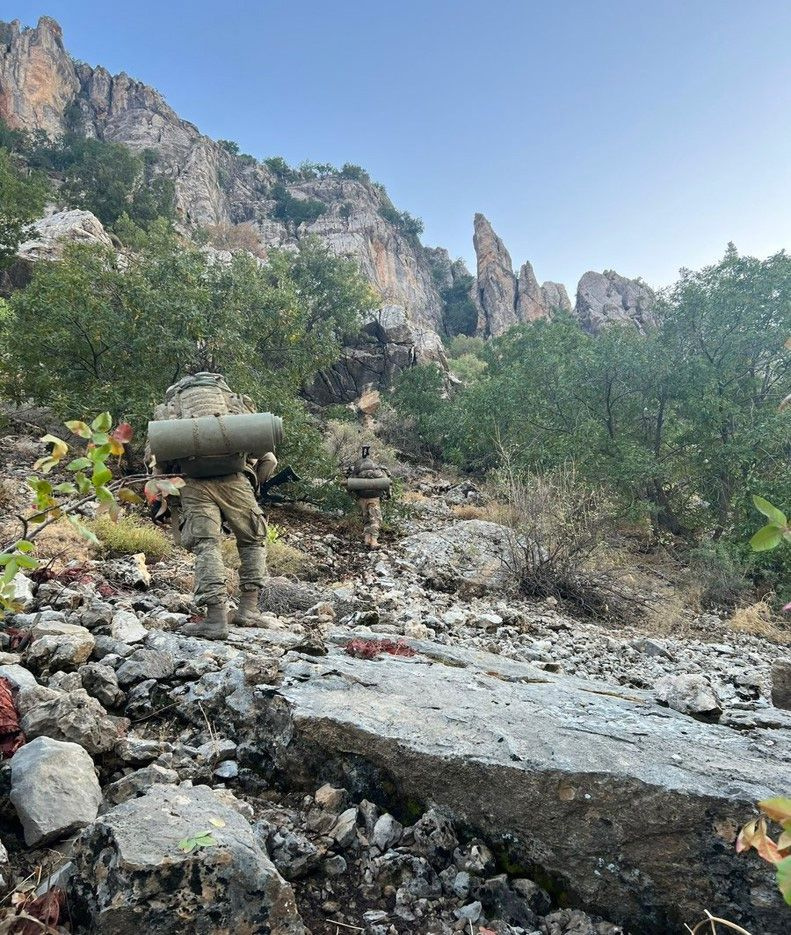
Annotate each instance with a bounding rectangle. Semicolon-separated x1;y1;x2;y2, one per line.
447;335;485;359
263;156;297;181
90;514;172;560
450;353;487;384
441;272;478;336
340;164;370;182
268;539;308;577
271;183;327;225
686;543;752;611
322;419;398;474
498;459;640;620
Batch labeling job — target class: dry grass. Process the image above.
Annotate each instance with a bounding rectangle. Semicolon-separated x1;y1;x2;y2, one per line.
402;491;429;505
202;221;267;257
0;479;16;510
33;518;96;571
90;515;172;561
729;599;790;642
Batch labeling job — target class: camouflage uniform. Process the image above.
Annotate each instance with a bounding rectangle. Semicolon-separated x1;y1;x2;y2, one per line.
147;373;277;635
179;474;268;607
345;453;391;549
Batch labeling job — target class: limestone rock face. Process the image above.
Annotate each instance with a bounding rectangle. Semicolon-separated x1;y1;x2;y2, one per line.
473;213;518;337
1;16;450;397
306;304;448;405
0;18;79;137
575;269;655;334
271;640;791;934
68;784;306;934
473;215;568;336
16;209;113;262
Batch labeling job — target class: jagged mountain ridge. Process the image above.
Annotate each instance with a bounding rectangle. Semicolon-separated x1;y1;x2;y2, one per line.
0;15;655;397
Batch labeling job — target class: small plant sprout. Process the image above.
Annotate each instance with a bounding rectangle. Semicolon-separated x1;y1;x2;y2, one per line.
0;412;185;613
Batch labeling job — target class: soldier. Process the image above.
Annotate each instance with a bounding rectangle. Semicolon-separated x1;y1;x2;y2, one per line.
146;372;277;639
342;446;392;549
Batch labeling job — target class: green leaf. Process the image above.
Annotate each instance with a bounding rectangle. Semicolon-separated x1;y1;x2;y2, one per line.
750;524;782;552
54;482;77;495
14;540;35;554
14;554;38;570
95;485;115;504
177;831;217;853
74;472;92;495
67;457;92;471
118;488;144;505
777;856;791;906
67;514;100;545
92;465;113;488
0;554;13;567
64;420;92;439
752;495;787;526
91;412;112;433
91;433;109;447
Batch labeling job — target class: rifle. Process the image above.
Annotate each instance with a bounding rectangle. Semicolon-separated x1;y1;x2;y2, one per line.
257;465;301;506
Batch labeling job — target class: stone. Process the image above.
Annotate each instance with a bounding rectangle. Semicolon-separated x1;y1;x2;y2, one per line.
0;663;38;690
575;270;655;335
78;599;114;629
213;760;238;780
92;635;135;661
26;623;95;671
115;736;172;766
771;658;791;710
10;737;101;845
655;674;722;720
68;784;306;933
315;783;347;813
115;648;175;688
330;807;359;848
267;827;322;880
110;610;148;644
401;520;514;592
80;662;125;709
20;685;121;756
271;641;791;933
8;572;35;610
195;737;237;763
103;764;180;806
17;209;112;263
372;813;403;852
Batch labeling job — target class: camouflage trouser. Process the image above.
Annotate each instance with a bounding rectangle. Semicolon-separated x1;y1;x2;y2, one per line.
178;473;267;608
358;497;382;541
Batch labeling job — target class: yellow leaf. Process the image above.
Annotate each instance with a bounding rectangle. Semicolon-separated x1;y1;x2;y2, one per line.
108;438;125;457
39;434;69;461
759;797;791;825
208;817;226;828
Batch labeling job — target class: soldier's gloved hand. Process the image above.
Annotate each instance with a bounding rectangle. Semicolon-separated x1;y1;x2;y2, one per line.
149;499;171;525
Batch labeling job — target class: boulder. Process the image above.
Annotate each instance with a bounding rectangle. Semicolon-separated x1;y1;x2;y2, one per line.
111;609;148;644
771;658;791;710
115;648;175;688
401;520;514;592
8;572;35;610
269;640;791;933
10;737;101;845
26;622;95;671
655;674;722;720
68;784;306;934
19;685;121;755
80;662;125;708
17;209;113;263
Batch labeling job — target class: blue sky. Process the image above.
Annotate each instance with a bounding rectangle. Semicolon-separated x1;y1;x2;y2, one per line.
10;1;791;295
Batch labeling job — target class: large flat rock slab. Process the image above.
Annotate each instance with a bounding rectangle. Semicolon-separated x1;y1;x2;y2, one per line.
272;640;790;934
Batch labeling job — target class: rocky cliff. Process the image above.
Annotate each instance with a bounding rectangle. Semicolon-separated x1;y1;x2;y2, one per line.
1;16;656;400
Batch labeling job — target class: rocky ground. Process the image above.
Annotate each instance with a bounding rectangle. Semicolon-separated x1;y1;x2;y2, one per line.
0;433;789;934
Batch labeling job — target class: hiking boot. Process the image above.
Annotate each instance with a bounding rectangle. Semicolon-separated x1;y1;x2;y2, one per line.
230;589;267;627
179;603;228;640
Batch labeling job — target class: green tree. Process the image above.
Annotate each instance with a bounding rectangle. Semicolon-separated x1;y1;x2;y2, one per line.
1;226;374;482
0;148;50;267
